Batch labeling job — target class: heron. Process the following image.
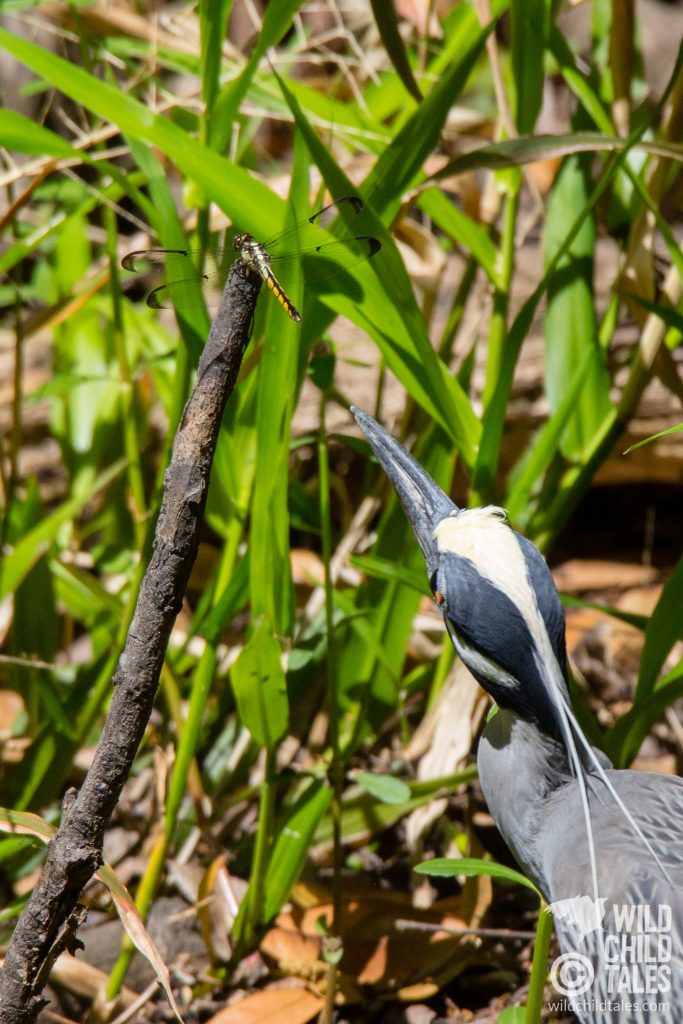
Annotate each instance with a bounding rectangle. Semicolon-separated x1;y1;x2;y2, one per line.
351;406;683;1024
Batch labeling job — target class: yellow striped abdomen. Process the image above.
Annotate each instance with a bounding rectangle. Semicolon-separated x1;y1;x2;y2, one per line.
265;270;302;322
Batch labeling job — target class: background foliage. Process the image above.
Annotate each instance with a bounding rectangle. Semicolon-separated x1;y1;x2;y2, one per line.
1;0;683;1020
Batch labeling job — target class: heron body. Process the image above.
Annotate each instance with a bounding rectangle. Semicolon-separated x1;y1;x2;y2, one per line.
351;406;683;1024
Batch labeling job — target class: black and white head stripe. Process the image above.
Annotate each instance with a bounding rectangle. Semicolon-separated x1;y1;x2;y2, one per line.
430;507;569;736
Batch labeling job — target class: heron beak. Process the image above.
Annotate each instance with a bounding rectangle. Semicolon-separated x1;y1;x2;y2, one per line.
350;406;457;578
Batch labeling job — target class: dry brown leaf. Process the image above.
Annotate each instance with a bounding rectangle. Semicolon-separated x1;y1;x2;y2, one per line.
0;689;24;735
526;157;561;193
396;981;440;1001
198;855;247;964
552;559;659;594
283;882;470;993
405;663;487;849
395;219;447;289
261;924;322;972
50;952;138;1008
290;549;325;586
631;754;677;774
205;986;325;1024
395;0;442;37
44;2;201;55
98;863;184;1022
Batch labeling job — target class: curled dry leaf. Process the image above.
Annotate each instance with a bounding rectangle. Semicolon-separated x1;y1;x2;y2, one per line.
197;854;248;964
394;218;447;290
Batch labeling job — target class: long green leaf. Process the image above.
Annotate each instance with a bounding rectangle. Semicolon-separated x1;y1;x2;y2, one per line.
364;18;493;218
369;0;422;102
355;772;412;804
230;621;289;750
263;779;332;920
199;0;233;120
314;767;478;846
418;186;500;287
635;555;683;701
433;132;683;179
627;294;683;336
415;857;539;893
605;661;683;767
510;0;546;133
211;0;305;150
543;154;611;459
0;108;82;158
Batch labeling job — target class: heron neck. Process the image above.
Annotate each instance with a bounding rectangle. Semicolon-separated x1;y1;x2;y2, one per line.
477;707;573;889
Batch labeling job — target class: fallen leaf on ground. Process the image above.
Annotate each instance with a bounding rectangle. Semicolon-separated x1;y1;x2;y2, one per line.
205;985;325;1024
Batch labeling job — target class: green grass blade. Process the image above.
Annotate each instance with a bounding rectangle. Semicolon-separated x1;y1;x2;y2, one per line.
505;346;596;525
605;661;683;767
635;555;683;701
355;772;412;804
526;900;554;1023
230;620;289;751
433;132;683;179
349;553;429;595
262;779;333;921
415;857;540;893
211;0;306;150
199;0;233;122
363;19;493;216
627;294;683;336
369;0;422;102
543;154;611;459
0;108;81;158
510;0;547;133
314;768;478;847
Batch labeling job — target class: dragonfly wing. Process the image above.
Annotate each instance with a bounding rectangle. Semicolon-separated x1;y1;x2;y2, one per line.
122;248;232;310
145;275;211;310
262;196;366;250
307;195;364;229
121;198;375;312
121;248;192;273
270;235;381;286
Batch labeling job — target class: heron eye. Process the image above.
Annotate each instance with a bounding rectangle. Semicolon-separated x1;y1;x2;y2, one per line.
429;570;444;605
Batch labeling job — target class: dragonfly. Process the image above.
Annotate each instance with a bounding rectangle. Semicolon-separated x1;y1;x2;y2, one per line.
121;196;381;323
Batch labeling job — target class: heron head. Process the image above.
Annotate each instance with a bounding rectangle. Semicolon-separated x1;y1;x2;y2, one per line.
352;407;570;738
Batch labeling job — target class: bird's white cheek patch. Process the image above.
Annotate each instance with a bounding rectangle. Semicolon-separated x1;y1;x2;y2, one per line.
433;509;539;635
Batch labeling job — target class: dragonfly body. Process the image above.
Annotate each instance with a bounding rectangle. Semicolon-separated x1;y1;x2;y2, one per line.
122;196;381;321
233;232;302;322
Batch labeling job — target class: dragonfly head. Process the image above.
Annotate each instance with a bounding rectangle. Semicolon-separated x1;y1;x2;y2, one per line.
233;232;253;254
